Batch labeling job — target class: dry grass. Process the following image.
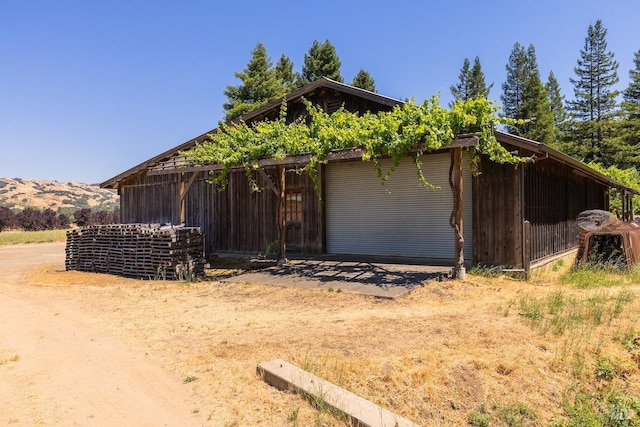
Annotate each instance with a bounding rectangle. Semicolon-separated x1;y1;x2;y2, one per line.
24;257;640;426
0;229;68;245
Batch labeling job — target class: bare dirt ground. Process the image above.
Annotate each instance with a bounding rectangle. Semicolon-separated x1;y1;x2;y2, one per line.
0;243;205;426
1;243;639;426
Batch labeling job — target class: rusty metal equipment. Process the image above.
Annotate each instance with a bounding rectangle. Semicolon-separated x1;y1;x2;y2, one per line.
576;210;640;269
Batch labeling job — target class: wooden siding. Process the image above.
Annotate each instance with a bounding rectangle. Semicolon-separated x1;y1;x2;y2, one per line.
120;167;323;258
473;152;609;268
116;89;393;260
524;159;607;262
472;157;523;267
120;173;179;224
254;90;395;124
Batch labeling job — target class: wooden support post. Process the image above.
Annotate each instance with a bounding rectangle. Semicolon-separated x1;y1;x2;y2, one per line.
178;171;201;225
277;164;287;261
257;167;279;196
523;220;531;279
452;148;465;279
178;173;186;224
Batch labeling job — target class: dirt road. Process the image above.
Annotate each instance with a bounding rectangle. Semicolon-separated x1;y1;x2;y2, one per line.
0;243;204;426
2;242;638;426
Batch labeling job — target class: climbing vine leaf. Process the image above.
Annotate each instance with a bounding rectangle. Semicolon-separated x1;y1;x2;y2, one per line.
183;96;526;190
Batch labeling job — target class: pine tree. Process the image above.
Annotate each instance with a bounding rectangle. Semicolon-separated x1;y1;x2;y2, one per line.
546;71;567;140
623;49;640;119
522;45;555;143
501;43;528;130
223;43;284;121
351;69;376;92
450;58;472;103
468;56;493;100
299;39;343;86
275;54;297;93
450;56;492;105
614;49;640;169
501;43;555;143
566;20;620;165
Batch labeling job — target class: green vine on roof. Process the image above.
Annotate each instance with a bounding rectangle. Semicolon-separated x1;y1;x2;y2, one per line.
182;96;526;191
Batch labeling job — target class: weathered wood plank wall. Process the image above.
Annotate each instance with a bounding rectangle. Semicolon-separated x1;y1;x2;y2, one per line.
472;156;523;267
473;151;608;268
120;166;324;259
120;173;179;224
524;159;607;262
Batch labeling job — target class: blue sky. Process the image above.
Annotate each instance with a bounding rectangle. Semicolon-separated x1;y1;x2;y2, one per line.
1;0;639;184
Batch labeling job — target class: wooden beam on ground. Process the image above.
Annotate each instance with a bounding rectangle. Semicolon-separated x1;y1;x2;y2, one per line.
257;359;421;427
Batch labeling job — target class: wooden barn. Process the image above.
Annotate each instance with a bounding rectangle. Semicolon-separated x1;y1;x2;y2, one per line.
101;77;635;273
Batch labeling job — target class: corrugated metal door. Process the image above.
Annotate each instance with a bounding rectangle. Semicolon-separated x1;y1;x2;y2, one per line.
325;152;473;261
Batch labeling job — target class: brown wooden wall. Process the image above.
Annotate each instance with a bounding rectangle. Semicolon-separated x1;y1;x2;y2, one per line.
472;157;523;267
120;173;179;224
523;159;607;262
116;89;392;260
119;167;324;258
473;151;609;268
254;90;395;124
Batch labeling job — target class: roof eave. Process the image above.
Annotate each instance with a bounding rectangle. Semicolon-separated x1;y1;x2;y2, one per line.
494;130;638;195
100;77;403;189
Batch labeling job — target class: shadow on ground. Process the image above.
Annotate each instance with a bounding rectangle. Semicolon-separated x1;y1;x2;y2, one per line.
224;260;450;299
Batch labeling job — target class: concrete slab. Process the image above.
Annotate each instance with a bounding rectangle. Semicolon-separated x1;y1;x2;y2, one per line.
224;260;449;299
257;359;421;427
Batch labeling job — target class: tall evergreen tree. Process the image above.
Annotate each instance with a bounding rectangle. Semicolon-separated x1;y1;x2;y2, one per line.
546;71;567;138
566;19;620;165
615;49;640;169
275;54;297;93
501;43;555;143
299;39;343;86
450;58;472;103
351;69;376;92
520;45;555;143
623;49;640;119
223;43;284;121
450;56;492;104
469;56;493;100
501;43;528;128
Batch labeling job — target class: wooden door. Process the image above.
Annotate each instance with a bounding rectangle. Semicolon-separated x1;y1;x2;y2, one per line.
285;190;302;253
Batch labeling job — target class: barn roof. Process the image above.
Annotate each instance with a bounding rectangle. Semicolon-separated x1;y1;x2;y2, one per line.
101;79;636;195
494;131;638;194
100;77;402;189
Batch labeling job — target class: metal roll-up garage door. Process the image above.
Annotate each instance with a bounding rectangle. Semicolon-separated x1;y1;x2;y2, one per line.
325;152;472;261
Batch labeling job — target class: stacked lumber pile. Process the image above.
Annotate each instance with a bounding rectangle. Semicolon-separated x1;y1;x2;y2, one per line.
65;223;205;280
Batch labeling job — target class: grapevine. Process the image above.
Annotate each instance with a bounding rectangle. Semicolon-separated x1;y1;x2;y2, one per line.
183;96;526;190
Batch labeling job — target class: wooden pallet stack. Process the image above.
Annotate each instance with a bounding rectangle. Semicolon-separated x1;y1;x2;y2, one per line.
65;224;205;280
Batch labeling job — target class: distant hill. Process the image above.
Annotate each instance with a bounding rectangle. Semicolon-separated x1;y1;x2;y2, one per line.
0;177;119;215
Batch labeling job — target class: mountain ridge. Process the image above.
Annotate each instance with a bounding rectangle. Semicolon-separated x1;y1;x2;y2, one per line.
0;177;119;215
